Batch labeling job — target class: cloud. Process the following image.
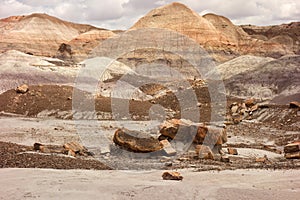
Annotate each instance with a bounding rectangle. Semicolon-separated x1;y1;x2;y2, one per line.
0;0;299;29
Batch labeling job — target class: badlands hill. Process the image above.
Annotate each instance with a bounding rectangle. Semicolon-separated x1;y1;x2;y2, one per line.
131;2;291;62
0;3;297;63
0;13;114;61
241;22;300;55
0;2;299;103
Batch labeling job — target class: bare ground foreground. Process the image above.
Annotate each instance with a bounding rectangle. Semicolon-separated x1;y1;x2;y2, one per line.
0;168;299;200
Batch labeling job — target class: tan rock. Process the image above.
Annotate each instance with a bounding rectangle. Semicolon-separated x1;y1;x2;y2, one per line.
113;128;163;152
245;99;256;107
285;152;300;159
250;104;259;113
160;140;176;156
162;171;183;181
221;155;230;162
284;141;300;154
195;145;214;160
63;141;87;155
289;101;300;109
68;150;76;157
227;147;238;155
255;155;268;163
231;105;239;113
16;84;29;94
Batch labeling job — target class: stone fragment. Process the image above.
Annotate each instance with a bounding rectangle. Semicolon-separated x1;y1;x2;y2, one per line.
289;101;300;108
16;84;29;94
285;152;300;159
227;147;238;155
230;105;239;113
284;141;300;153
255;155;268;162
220;155;230;162
63;141;88;155
160;140;176;156
195;145;214;160
162;171;183;181
245;98;255;107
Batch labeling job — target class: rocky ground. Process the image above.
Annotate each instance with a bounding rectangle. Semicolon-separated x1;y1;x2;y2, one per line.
0;141;110;170
0;81;299;171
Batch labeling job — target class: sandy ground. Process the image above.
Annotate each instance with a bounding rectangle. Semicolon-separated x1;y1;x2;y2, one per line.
0;168;299;200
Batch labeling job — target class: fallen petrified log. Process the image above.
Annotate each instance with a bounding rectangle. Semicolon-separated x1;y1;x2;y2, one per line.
33;141;92;157
159;119;227;146
113;128;163;153
284;141;300;159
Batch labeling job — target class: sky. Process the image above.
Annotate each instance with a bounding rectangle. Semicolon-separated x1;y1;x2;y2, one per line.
0;0;299;30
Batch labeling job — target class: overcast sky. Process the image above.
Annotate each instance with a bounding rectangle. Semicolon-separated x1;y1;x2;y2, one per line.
0;0;299;29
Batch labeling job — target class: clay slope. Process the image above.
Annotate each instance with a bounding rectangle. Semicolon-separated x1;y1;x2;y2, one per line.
131;2;291;62
222;55;300;101
241;22;300;55
0;50;77;93
0;13;104;58
56;29;116;62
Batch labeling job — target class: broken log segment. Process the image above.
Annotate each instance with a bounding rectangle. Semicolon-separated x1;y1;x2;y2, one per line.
113;128;163;153
159;119;227;146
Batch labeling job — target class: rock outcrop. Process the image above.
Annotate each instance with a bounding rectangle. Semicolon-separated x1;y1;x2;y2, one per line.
224;55;300;101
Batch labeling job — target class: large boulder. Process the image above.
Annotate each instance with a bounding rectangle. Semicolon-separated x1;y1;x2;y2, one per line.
159;119;227;145
113;128;163;152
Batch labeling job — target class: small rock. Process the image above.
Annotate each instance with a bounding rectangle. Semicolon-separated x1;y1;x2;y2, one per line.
227;147;238;155
164;162;173;167
33;143;43;151
289;101;300;109
221;155;230;162
245;98;255;107
232;113;242;124
16;84;29;94
219;149;226;155
255;155;268;163
250;104;259;112
231;105;239;113
68;150;76;157
162;171;183;181
195;145;214;160
160;139;176;156
285;152;300;159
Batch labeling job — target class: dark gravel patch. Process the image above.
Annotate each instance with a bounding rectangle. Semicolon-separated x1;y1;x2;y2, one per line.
0;141;111;170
